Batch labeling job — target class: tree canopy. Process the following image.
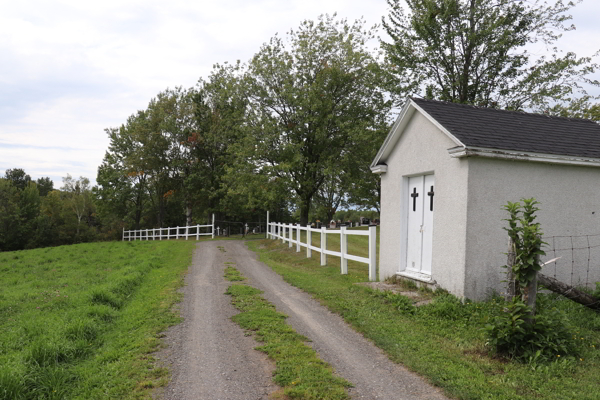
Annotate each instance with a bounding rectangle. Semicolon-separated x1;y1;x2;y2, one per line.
242;15;391;224
381;0;600;111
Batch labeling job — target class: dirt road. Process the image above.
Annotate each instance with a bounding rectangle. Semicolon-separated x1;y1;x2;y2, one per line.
158;240;449;400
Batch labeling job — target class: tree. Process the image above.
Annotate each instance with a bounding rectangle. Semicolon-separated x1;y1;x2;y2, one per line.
36;177;54;196
381;0;600;111
244;15;391;225
61;174;93;237
3;168;31;191
0;179;21;251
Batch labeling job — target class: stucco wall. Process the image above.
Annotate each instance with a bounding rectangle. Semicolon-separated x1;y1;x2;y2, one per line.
465;157;600;300
379;112;470;296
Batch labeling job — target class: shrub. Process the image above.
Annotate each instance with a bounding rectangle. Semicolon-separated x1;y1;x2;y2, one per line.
484;297;578;363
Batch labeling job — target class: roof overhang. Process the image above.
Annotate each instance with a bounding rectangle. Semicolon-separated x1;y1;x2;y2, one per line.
370;98;466;174
448;146;600;167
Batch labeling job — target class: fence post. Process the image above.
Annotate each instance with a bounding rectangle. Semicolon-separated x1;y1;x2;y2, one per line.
281;223;285;244
146;229;149;241
369;225;377;281
212;214;215;239
307;226;312;258
321;226;327;266
266;211;270;239
340;226;348;274
122;227;125;241
296;225;301;252
288;223;293;248
185;225;189;240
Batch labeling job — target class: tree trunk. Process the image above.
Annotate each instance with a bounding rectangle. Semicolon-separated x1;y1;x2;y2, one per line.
538;273;600;312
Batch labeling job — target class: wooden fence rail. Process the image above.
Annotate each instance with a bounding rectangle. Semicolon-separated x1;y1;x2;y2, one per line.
266;212;377;281
123;215;215;241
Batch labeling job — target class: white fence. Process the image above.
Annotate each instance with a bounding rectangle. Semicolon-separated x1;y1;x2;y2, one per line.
123;215;215;241
266;215;377;281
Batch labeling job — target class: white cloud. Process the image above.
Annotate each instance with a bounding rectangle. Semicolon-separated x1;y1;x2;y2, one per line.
0;0;598;186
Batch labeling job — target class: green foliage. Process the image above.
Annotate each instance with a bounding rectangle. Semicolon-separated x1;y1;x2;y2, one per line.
381;0;600;111
242;14;391;225
485;297;578;363
503;198;546;288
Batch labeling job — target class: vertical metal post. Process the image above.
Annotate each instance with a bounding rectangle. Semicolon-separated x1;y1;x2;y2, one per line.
307;226;312;258
341;226;347;274
320;226;327;266
369;225;377;281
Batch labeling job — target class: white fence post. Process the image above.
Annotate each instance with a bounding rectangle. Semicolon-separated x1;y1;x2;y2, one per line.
145;229;149;241
122;228;125;241
212;214;215;239
266;211;270;239
296;225;301;252
281;223;285;244
288;223;293;248
320;226;327;266
307;226;312;258
185;225;189;240
341;226;348;274
369;225;377;281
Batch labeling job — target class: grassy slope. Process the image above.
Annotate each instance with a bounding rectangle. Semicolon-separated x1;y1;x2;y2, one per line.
248;235;600;400
0;240;195;400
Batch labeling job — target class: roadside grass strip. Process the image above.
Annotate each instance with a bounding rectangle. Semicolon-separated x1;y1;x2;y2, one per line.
248;239;600;400
0;240;195;400
224;268;351;400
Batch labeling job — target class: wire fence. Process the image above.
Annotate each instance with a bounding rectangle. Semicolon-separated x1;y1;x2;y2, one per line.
544;233;600;288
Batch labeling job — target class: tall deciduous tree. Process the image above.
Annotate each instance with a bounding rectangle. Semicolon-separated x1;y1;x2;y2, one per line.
382;0;600;110
36;177;54;196
3;168;31;191
244;15;391;225
61;174;92;237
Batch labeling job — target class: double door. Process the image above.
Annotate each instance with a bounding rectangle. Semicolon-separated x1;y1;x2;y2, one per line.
406;175;434;275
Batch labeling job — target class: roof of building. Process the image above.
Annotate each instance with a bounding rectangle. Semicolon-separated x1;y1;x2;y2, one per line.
411;97;600;158
371;97;600;171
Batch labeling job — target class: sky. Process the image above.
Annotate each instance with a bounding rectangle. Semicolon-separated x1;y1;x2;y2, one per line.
1;0;599;188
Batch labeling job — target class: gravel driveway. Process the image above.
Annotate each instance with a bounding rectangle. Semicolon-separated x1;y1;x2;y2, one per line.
157;240;450;400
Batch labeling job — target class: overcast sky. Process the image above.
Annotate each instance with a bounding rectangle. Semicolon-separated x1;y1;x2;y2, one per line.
1;0;599;187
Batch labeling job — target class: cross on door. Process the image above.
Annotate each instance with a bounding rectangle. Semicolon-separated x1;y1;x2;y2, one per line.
427;186;434;211
411;187;419;211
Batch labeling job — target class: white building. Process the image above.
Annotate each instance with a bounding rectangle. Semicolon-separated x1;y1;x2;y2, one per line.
371;98;600;300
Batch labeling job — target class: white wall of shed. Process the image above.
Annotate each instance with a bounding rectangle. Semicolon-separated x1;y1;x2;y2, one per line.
465;157;600;300
379;111;470;297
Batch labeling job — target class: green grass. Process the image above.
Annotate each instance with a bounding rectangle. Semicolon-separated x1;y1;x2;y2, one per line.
0;240;195;400
224;267;351;399
248;238;600;400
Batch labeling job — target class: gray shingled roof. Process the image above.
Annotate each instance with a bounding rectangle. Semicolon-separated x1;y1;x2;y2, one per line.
412;97;600;159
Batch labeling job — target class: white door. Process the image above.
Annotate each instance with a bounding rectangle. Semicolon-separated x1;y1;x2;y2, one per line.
405;175;434;275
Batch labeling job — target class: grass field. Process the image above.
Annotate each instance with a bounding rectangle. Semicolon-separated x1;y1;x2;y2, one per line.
0;240;196;400
249;236;600;400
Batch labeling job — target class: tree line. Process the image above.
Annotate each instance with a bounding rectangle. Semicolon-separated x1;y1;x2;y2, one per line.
2;1;598;251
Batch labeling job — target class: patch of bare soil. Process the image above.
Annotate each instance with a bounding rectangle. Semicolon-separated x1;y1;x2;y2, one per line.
355;281;434;306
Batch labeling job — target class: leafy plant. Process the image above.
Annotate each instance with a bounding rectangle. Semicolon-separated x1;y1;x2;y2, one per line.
485;199;577;363
503;198;546;291
484;297;578;363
